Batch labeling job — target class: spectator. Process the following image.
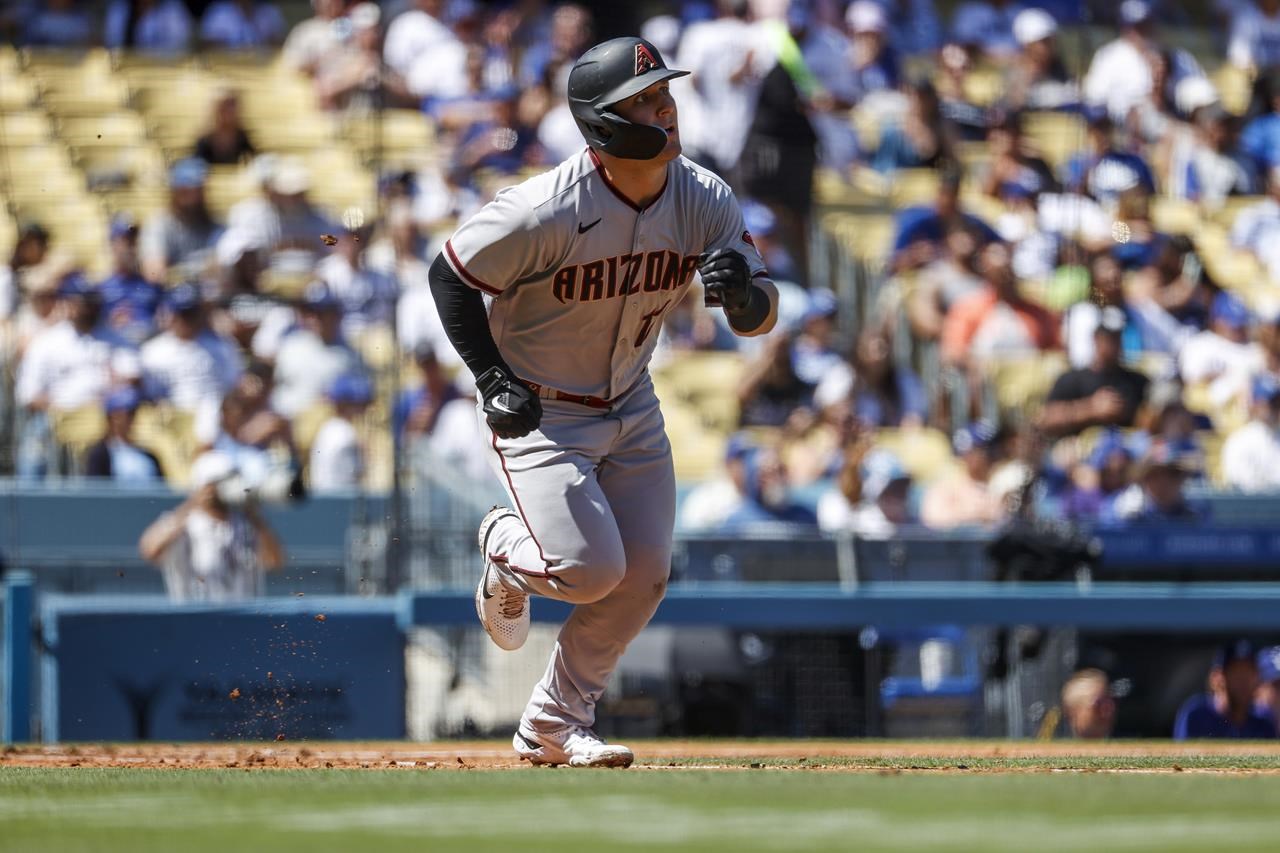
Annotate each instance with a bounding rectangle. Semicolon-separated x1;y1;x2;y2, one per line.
1062;111;1157;212
518;3;592;91
739;199;798;285
315;219;397;337
138;451;285;602
1240;69;1280;170
84;387;164;484
1130;233;1210;330
5;252;67;361
0;222;50;333
1178;291;1258;392
940;240;1058;368
140;283;242;415
537;61;585;164
1060;668;1117;740
98;213;163;346
139;158;222;284
394;343;461;446
673;0;766;180
282;0;350;77
814;330;927;429
23;0;93;47
1058;430;1135;522
195;365;296;488
1174;640;1277;739
1108;439;1207;524
199;0;286;49
981;112;1058;201
1003;7;1078;112
904;229;985;342
1230;165;1280;282
720;446;817;531
104;0;192;52
951;0;1021;60
890;165;999;274
1175;103;1261;207
817;447;914;538
1256;645;1280;725
227;156;333;275
309;373;373;493
272;282;365;418
790;290;842;386
737;333;814;428
921;423;1005;529
934;41;990;142
392;0;470;101
679;433;755;532
844;1;900;99
871;80;957;174
1063;253;1179;369
193;89;257;165
314;3;408;115
1221;374;1280;492
1041;307;1149;437
15;274;137;414
1228;0;1280;76
1083;0;1203;123
793;0;859;172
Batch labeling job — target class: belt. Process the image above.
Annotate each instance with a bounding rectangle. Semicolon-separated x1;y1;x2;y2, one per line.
523;381;616;410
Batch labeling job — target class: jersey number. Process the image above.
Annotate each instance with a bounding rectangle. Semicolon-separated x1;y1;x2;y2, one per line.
634;301;671;348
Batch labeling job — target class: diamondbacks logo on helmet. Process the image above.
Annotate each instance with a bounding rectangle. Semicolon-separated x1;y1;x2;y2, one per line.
635;43;658;75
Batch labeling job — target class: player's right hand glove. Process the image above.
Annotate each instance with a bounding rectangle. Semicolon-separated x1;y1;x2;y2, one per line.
476;366;543;439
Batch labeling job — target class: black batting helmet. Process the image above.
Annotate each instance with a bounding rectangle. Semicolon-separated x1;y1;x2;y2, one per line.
568;36;688;160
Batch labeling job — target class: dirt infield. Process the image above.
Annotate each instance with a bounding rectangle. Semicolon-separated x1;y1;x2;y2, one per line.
5;740;1280;773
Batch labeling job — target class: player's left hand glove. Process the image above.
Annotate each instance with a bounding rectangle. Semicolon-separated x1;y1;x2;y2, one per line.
699;249;752;313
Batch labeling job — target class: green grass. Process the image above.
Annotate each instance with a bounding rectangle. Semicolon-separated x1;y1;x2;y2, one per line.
4;766;1280;852
665;753;1280;771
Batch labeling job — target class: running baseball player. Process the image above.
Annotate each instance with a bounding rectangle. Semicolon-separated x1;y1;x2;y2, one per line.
428;36;778;767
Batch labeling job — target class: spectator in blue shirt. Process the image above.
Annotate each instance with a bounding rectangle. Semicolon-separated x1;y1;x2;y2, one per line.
721;446;818;531
104;0;192;52
1107;439;1208;525
393;343;461;446
24;0;93;47
890;165;1000;273
1256;646;1280;729
98;214;163;346
951;0;1024;60
85;387;165;485
1241;69;1280;170
850;329;927;428
1063;111;1156;211
844;2;901;98
1174;640;1278;740
200;0;285;49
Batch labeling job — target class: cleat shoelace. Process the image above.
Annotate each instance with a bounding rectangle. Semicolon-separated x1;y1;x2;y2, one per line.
499;588;528;619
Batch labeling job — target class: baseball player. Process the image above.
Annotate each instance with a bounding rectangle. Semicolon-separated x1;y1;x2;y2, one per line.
428;36;778;767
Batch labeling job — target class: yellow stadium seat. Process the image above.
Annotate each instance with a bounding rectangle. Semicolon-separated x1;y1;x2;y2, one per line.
985;352;1069;418
1150;197;1201;236
293;402;335;459
132;404;198;488
57;113;148;146
50;405;106;466
0;111;54;145
873;426;959;485
1022;111;1085;171
890;169;941;207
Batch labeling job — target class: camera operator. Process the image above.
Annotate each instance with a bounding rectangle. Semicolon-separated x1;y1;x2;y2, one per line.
138;451;284;602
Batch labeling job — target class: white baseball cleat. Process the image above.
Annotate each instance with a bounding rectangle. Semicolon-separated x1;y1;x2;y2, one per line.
476;506;530;651
514;726;635;768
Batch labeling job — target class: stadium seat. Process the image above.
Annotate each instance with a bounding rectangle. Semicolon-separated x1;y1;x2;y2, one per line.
1021;112;1085;171
50;406;107;472
0;111;54;145
985;352;1068;420
132;404;198;487
873;426;958;485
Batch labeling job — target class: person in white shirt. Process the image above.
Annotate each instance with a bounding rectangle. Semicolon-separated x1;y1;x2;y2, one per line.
141;283;242;413
139;451;285;602
672;0;770;177
1179;292;1264;409
15;274;138;413
817;448;915;538
1228;0;1280;74
309;373;373;492
1222;374;1280;492
226;156;334;277
282;0;349;76
314;223;398;338
1083;0;1204;123
384;0;466;99
272;282;366;417
1230;165;1280;281
678;433;754;532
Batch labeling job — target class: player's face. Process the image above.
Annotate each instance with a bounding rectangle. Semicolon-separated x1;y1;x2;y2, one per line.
613;80;681;163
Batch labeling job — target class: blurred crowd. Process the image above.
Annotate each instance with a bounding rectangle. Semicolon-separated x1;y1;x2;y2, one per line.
5;0;1280;529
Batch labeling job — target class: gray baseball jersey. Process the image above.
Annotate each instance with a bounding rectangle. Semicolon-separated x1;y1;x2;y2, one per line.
443;147;776;737
443;148;774;399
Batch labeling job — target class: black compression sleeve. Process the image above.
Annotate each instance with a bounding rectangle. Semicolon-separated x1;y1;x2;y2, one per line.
427;252;510;379
725;284;771;334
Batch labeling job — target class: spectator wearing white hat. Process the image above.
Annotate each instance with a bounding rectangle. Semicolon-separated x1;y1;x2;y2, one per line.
844;1;899;100
1003;7;1078;112
227;155;334;274
1166;78;1260;207
139;451;285;602
1083;0;1205;123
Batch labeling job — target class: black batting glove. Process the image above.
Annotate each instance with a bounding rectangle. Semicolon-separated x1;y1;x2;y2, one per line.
475;366;543;439
699;249;753;314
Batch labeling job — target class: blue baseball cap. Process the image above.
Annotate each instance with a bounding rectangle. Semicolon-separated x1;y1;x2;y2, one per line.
1211;291;1252;329
328;373;374;405
57;272;98;299
724;432;756;463
301;280;342;311
169;157;208;189
166;282;203;313
741;200;777;237
802;290;838;325
1253;374;1280;404
109;212;139;241
1089;430;1134;469
1214;638;1260;670
953;422;997;456
104;386;142;413
1119;0;1152;26
1258;646;1280;683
